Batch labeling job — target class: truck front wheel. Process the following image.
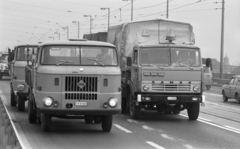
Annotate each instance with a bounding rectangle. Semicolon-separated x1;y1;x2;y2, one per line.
101;115;112;132
28;92;37;123
129;92;141;119
10;86;17;107
17;96;26;112
41;114;52;132
187;103;200;120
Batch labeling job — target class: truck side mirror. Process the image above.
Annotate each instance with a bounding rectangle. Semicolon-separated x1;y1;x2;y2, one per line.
127;57;132;66
31;54;37;64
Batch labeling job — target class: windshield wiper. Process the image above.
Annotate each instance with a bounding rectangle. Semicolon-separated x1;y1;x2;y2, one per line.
141;64;165;69
175;63;193;70
56;60;74;66
87;58;105;67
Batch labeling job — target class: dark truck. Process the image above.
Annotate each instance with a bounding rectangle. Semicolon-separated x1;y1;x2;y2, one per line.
0;53;9;80
25;39;121;132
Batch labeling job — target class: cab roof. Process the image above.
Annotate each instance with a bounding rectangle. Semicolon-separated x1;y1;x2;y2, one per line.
39;39;115;47
14;44;38;48
135;43;200;49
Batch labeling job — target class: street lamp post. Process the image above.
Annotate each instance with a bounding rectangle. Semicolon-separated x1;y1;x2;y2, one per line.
72;21;80;39
84;15;92;34
123;0;133;21
220;0;225;78
101;8;110;31
62;26;69;39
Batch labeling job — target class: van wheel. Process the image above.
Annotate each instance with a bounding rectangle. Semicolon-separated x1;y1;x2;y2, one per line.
10;86;17;107
41;114;52;132
222;91;228;102
173;110;180;114
28;92;37;123
94;117;102;124
187;103;200;120
0;75;2;80
129;92;141;119
18;96;25;112
236;93;240;104
101;115;112;132
85;116;93;124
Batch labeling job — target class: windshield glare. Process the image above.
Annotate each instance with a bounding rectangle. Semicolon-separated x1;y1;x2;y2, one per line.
41;46;118;66
140;47;200;67
16;46;38;61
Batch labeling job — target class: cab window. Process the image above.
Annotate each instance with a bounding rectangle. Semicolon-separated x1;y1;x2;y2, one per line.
228;78;235;85
16;46;38;61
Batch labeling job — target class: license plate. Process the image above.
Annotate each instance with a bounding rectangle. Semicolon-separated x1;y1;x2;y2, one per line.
75;101;87;106
167;97;177;100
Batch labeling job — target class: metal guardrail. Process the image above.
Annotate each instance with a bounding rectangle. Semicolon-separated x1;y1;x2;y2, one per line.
212;78;229;86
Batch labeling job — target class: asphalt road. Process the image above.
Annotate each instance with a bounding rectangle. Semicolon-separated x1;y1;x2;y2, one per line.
1;77;240;149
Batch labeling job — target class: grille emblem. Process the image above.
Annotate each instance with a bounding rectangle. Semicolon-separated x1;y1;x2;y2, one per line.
79;68;84;72
77;80;86;89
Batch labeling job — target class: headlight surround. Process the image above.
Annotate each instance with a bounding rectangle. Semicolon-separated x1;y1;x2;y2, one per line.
143;85;150;91
193;85;200;92
43;97;53;107
108;97;118;108
17;84;26;92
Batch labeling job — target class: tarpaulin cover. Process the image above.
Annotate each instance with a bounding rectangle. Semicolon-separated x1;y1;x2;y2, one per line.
107;19;195;57
83;32;107;42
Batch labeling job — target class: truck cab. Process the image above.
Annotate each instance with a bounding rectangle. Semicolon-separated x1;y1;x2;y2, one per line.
9;44;38;111
123;43;205;120
25;39;121;132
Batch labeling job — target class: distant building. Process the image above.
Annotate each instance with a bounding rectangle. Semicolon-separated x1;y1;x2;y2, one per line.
223;54;230;66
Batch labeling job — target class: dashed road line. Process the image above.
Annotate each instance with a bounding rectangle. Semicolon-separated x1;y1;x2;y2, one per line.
146;141;166;149
204;92;222;97
224;126;240;132
113;124;132;133
142;125;155;131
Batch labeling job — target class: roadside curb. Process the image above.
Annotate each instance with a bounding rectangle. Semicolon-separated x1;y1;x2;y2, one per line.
0;97;32;149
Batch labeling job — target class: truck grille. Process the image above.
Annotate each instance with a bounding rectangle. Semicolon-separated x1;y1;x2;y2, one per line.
65;76;98;100
65;76;98;92
152;84;191;92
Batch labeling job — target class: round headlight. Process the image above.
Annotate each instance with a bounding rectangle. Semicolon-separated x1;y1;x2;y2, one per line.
17;84;26;92
143;85;150;91
193;85;200;92
43;97;53;107
108;98;118;108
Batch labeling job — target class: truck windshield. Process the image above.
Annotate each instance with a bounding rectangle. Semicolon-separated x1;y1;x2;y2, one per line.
16;46;38;61
140;47;200;67
41;46;118;66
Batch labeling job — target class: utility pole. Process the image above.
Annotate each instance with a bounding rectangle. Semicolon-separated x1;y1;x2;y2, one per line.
220;0;225;78
166;0;169;19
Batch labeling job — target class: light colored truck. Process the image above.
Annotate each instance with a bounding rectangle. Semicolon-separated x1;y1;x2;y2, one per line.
9;45;38;111
25;39;121;132
107;19;205;120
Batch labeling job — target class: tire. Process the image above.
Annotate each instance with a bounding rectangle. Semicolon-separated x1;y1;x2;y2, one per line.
129;92;141;119
187;103;200;120
236;93;240;104
101;115;112;132
0;75;2;80
17;96;25;112
121;97;129;114
94;117;102;124
222;91;228;102
41;114;52;132
164;110;172;114
28;92;37;123
10;86;17;107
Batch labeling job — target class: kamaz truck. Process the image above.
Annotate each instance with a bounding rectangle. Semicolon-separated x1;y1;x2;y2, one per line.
107;19;205;120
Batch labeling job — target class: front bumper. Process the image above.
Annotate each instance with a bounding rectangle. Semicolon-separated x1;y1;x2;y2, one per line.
39;108;121;115
136;93;205;103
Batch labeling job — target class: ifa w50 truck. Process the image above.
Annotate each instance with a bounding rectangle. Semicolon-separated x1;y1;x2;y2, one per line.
107;19;205;120
9;45;38;111
25;39;121;132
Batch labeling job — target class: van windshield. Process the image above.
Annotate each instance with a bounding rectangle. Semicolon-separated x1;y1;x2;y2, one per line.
16;46;38;61
140;47;200;67
41;46;118;66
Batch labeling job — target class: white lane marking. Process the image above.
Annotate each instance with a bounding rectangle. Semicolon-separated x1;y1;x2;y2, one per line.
206;101;240;111
146;141;166;149
205;102;219;106
113;124;132;133
197;117;212;122
142;125;155;131
224;126;240;132
183;144;196;149
204;92;222;97
160;134;175;141
127;119;138;123
180;114;240;134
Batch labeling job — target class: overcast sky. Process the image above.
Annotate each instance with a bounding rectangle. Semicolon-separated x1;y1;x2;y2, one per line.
0;0;239;65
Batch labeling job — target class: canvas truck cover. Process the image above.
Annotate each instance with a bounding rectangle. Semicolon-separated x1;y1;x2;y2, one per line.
83;32;107;42
107;19;195;57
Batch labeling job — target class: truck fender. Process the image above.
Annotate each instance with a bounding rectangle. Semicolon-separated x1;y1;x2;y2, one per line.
127;80;135;98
